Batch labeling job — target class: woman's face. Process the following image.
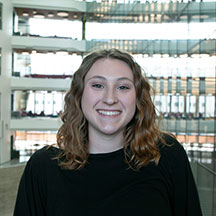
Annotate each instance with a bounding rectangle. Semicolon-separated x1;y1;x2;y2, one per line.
81;58;136;137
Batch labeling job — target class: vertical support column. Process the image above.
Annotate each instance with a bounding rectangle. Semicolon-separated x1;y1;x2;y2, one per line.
82;14;86;40
168;76;172;114
0;0;13;163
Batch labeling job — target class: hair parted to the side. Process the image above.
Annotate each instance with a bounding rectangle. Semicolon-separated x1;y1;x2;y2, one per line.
56;48;164;170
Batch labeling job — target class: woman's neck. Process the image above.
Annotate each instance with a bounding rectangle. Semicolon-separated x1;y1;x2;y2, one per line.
88;130;124;154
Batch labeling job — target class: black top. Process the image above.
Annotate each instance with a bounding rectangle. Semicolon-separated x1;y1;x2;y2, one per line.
14;134;202;216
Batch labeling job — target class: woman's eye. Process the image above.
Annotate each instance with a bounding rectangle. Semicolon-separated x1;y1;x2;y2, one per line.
118;85;130;90
92;83;104;89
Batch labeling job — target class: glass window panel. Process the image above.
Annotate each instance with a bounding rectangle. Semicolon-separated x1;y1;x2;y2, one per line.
192;78;199;95
186;95;196;115
160;77;164;94
35;92;44;114
172;77;177;94
86;22;216;40
53;92;64;115
31;53;77;75
15;90;65;117
181;78;187;95
199;78;205;95
132;56;216;78
171;95;178;113
163;78;168;95
44;92;53;115
168;77;172;94
152;77;157;92
26;91;35;113
190;96;196;114
176;77;181;93
13;52;31;76
205;95;215;118
199;95;205;115
167;95;171;113
206;77;216;95
178;95;185;113
14;130;57;162
160;95;170;113
29;18;82;39
154;95;161;115
187;77;192;94
13;52;82;77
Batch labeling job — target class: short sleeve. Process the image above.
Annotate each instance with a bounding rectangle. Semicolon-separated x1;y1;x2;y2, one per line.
14;148;47;216
160;135;203;216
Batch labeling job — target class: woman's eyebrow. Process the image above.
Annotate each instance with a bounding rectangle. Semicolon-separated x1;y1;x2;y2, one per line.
87;75;133;83
87;75;106;81
117;77;134;83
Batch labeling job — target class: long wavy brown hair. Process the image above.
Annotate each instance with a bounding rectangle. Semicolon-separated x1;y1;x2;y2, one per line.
56;49;164;170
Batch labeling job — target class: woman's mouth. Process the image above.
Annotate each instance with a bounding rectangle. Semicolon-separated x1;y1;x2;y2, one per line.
97;109;121;116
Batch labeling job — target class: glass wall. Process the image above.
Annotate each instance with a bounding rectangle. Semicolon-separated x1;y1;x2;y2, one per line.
13;8;82;39
13;130;57;162
86;22;215;40
12;50;82;77
11;90;66;118
12;1;216;214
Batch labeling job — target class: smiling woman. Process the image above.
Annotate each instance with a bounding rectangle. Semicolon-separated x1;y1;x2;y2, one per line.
57;49;161;170
14;49;202;216
81;58;136;153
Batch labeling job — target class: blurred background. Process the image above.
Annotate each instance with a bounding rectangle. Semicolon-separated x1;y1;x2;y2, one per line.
0;0;215;215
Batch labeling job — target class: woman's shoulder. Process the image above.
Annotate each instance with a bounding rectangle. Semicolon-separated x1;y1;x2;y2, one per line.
159;133;183;150
158;133;187;162
27;145;61;169
157;133;191;180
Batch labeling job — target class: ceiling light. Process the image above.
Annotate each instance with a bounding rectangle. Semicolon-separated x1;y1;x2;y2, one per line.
21;51;29;55
162;54;169;58
180;15;187;19
33;13;45;18
139;15;143;22
48;12;54;18
192;15;209;19
153;54;161;58
57;11;69;17
56;50;68;56
22;12;29;17
47;51;55;55
191;54;200;58
200;54;210;58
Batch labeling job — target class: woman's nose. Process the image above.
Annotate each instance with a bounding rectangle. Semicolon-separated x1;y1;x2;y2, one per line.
102;88;118;105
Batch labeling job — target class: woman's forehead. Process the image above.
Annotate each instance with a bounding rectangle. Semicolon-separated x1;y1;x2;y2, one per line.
85;58;134;81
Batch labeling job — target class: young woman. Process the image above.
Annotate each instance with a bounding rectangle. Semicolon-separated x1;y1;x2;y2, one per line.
14;49;202;216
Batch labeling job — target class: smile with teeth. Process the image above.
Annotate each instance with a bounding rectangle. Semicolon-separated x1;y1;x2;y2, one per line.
97;110;121;116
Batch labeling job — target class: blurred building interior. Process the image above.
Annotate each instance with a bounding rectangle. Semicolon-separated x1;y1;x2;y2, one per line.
0;0;215;215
